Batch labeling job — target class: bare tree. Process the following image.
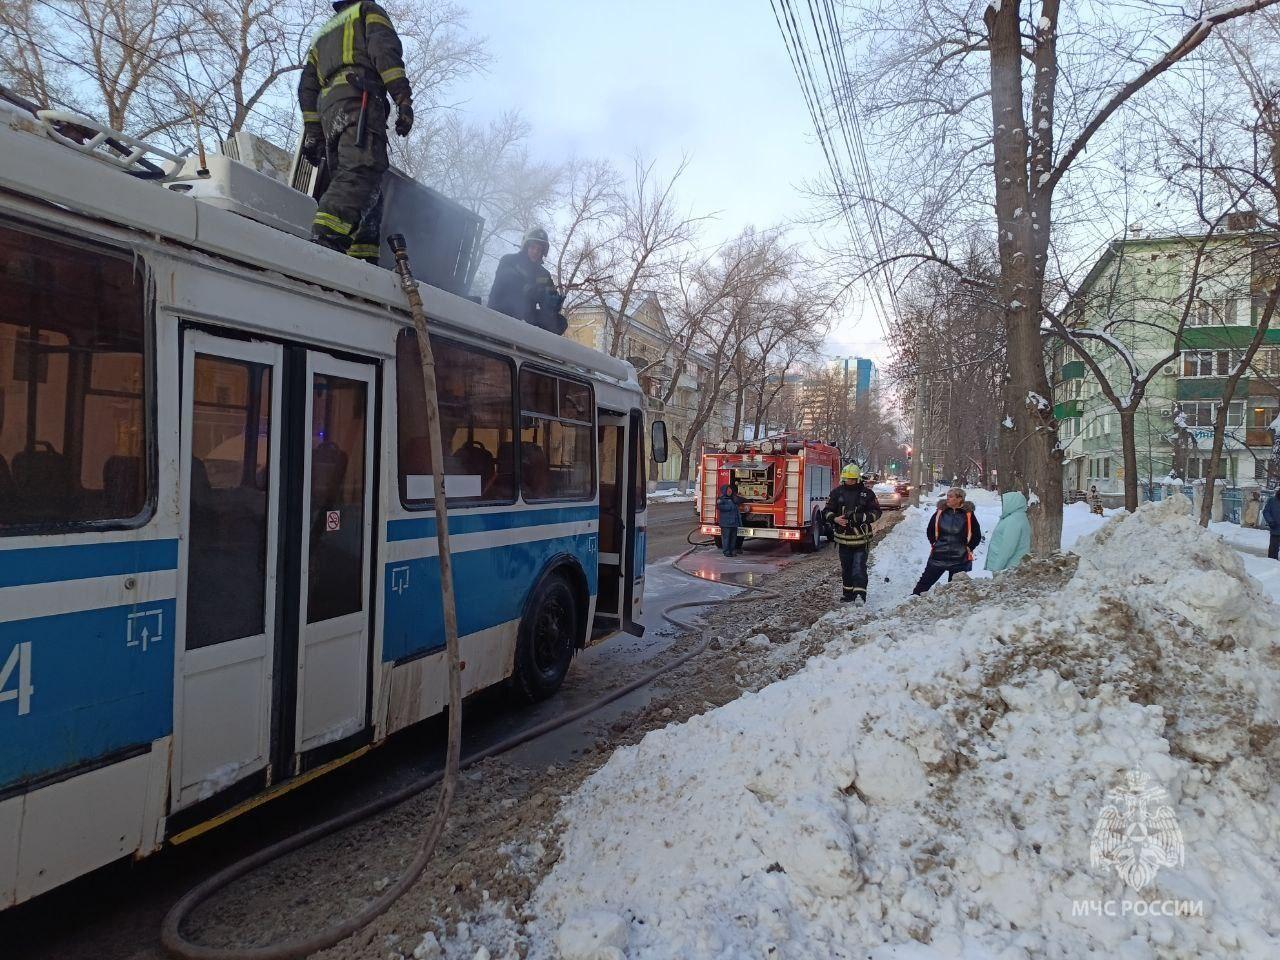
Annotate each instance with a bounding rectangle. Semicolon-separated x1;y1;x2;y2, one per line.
180;0;323;144
580;156;705;361
839;0;1280;553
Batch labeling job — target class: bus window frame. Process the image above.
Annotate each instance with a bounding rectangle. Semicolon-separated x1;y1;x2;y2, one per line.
517;362;597;505
395;327;520;511
0;215;156;538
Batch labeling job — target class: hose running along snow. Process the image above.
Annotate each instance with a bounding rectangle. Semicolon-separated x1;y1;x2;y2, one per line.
160;533;784;958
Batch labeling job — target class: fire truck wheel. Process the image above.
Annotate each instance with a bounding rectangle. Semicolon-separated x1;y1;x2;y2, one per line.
512;574;577;702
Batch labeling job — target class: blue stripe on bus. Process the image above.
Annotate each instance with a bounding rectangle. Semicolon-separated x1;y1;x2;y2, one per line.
386;505;599;542
0;538;179;588
0;600;176;791
383;531;598;661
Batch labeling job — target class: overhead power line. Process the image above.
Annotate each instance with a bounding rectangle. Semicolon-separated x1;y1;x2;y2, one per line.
768;0;902;340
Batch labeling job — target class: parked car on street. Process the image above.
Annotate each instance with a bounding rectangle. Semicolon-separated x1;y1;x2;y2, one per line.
873;481;905;510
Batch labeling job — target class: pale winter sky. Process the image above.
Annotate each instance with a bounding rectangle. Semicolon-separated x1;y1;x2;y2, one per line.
459;0;890;366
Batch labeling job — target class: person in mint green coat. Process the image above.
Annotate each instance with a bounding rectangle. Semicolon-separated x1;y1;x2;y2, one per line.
984;491;1031;572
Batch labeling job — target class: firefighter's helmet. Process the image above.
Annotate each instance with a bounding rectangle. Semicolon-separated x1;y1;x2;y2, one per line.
841;464;862;481
522;226;550;249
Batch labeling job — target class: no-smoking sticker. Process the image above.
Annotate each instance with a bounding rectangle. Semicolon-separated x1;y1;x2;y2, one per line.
325;510;341;532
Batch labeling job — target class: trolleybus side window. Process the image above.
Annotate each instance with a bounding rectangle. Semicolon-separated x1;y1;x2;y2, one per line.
519;368;595;502
396;328;516;507
0;222;149;532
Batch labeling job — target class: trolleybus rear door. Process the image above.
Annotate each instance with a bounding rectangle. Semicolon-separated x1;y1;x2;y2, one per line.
292;353;376;766
174;333;283;811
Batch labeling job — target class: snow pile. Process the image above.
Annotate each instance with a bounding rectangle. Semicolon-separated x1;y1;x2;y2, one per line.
531;494;1280;959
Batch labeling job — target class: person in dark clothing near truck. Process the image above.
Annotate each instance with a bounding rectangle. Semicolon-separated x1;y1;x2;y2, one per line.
823;464;882;605
716;484;745;557
1263;488;1280;560
297;0;414;263
913;487;983;594
488;227;568;334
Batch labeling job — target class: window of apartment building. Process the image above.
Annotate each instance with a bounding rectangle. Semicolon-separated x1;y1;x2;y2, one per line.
1251;347;1280;379
1183;349;1245;377
1192;296;1247;327
1256;457;1270;482
1177;400;1245;429
1103;457;1111;479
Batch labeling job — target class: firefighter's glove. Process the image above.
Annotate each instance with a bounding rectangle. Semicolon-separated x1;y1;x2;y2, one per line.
395;99;414;137
301;126;325;167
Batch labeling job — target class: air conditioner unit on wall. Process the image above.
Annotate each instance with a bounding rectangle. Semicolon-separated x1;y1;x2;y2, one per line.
1159;408;1173;417
1162;364;1177;376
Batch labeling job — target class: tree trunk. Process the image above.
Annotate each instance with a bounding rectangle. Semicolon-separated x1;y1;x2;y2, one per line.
676;438;694;491
987;2;1063;553
1119;408;1139;511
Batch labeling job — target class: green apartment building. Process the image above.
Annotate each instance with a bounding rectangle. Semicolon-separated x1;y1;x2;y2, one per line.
1054;217;1280;495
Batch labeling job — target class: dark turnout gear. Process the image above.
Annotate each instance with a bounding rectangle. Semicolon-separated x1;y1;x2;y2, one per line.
838;545;869;603
824;481;882;601
488;251;568;334
913;499;982;595
822;482;882;547
716;485;745;557
297;0;411;261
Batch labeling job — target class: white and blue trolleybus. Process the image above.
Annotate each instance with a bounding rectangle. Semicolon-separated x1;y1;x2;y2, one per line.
0;100;660;907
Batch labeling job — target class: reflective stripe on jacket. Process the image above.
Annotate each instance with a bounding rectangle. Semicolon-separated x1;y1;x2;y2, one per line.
822;483;881;547
298;1;410;119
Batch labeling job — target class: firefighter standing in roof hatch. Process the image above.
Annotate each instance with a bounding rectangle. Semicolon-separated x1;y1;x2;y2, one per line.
297;0;413;263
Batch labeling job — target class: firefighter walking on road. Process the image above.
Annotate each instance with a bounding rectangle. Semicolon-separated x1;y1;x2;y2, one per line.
298;0;414;263
824;464;882;605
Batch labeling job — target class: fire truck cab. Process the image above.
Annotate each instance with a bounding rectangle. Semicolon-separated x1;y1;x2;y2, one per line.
698;436;842;552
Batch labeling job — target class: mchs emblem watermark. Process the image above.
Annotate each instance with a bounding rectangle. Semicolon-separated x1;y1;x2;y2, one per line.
1072;769;1204;918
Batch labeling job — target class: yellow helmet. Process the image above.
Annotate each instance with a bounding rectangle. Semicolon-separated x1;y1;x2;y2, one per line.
841;464;861;481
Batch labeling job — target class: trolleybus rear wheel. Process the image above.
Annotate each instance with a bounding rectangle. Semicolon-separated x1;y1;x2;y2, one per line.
513;573;577;702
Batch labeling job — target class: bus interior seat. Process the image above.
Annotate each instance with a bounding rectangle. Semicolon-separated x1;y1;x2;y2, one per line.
495;441;516;495
453;439;495;488
0;454;14;519
103;455;142;515
12;443;72;517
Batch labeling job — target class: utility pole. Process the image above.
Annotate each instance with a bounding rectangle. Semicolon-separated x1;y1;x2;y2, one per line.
910;369;925;506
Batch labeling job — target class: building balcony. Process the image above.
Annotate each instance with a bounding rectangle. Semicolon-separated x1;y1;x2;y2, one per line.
1060;360;1086;380
1176;377;1250;401
1053;399;1082;420
1179;326;1280;350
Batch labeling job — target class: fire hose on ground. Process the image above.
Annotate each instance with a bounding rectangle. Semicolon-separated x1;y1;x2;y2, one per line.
159;239;781;960
160;546;774;958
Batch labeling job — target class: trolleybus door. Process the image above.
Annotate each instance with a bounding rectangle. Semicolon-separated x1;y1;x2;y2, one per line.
174;333;283;811
594;411;628;632
292;352;376;765
595;409;644;637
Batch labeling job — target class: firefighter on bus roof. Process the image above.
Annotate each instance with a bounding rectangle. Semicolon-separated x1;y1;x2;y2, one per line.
297;0;414;264
824;463;881;605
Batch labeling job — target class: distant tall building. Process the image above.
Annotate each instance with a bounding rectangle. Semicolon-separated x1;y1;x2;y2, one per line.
833;356;877;405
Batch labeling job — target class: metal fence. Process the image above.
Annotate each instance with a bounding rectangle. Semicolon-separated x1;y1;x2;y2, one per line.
1137;483;1251;524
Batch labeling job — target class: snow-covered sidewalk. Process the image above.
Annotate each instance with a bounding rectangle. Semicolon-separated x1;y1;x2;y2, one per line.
521;495;1280;959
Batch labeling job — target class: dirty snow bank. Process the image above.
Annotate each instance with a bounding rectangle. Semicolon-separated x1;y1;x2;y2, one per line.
531;495;1280;959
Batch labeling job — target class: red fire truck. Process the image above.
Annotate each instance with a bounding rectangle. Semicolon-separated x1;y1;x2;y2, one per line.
698;436;843;552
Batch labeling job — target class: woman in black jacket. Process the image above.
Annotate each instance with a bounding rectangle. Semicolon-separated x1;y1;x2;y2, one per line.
913;487;982;595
